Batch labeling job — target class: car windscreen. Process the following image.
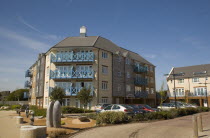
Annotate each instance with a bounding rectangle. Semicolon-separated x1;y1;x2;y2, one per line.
144;105;152;109
121;105;133;109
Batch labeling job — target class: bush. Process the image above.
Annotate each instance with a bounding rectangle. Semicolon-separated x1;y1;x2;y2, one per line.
61;121;65;125
10;105;21;110
29;105;46;117
85;113;98;120
198;107;209;112
79;117;90;122
61;107;94;114
96;112;131;125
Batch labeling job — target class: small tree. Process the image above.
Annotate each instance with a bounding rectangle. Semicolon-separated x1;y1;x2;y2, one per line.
159;82;168;107
50;87;65;104
77;87;93;111
6;89;29;101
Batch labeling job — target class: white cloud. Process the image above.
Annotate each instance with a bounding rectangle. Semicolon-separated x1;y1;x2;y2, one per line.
0;27;50;52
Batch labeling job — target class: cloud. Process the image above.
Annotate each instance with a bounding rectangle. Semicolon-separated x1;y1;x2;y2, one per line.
17;15;62;41
0;27;50;52
143;54;157;59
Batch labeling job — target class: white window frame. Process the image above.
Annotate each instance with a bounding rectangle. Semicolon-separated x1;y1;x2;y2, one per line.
102;81;108;90
102;97;108;103
192;77;199;83
175;88;185;96
178;79;184;84
102;52;108;59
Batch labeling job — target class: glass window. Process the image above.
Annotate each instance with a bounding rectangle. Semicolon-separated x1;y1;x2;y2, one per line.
104;104;111;110
66;98;70;106
126;85;131;92
118;56;122;62
192;78;199;82
102;52;108;59
102;98;108;104
127;72;130;78
118;71;122;77
102;66;108;74
117;84;121;91
46;82;49;90
126;58;130;64
102;81;108;90
178;79;184;83
112;105;120;110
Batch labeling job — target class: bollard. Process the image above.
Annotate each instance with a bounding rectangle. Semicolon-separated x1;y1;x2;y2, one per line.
192;115;198;138
16;116;23;124
197;114;203;132
20;126;37;138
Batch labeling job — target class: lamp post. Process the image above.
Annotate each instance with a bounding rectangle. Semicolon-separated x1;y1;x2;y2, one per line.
165;69;185;109
198;80;210;108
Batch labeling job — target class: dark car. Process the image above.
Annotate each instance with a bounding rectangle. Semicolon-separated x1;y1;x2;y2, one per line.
137;104;158;112
129;105;149;114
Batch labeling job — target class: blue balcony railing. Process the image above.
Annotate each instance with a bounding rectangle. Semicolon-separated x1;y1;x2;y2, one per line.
49;86;94;96
25;70;32;77
50;69;94;79
134;77;148;85
134;91;148;98
134;65;147;73
24;80;32;88
51;52;94;63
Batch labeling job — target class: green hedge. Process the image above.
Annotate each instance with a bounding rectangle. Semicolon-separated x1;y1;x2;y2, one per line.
134;107;209;122
10;105;21;110
29;105;46;117
96;112;131;125
61;107;94;114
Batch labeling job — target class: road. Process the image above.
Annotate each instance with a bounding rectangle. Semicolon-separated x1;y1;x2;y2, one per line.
71;112;210;138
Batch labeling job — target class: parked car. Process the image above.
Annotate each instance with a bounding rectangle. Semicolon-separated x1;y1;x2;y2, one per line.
129;105;149;114
137;104;158;112
170;101;197;108
100;104;134;116
95;103;111;113
157;103;176;111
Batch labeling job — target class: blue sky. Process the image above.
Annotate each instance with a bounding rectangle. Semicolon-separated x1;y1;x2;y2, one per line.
0;0;210;91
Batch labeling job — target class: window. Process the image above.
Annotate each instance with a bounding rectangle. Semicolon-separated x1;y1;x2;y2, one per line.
102;98;108;103
126;85;131;92
178;79;184;84
102;81;108;90
194;87;206;96
66;98;70;106
117;84;121;91
127;72;130;78
150;66;153;72
126;58;130;64
102;52;108;59
146;87;149;93
118;56;122;62
102;66;108;74
206;77;208;80
150;77;154;83
118;71;122;77
175;88;184;96
47;67;50;76
45;98;48;105
46;82;49;91
37;72;39;79
151;88;154;94
112;105;120;110
192;78;199;83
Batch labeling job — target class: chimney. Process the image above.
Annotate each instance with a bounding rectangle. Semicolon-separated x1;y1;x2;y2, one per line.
80;26;87;37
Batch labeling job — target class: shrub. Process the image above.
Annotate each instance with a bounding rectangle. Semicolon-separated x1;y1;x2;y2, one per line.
177;108;187;116
96;112;131;125
61;121;65;125
198;107;209;112
61;107;94;114
133;113;147;121
29;105;46;117
10;105;21;110
85;113;98;120
79;117;90;122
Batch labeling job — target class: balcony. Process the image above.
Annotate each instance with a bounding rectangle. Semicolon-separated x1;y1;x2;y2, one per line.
134;91;148;98
134;65;147;73
50;69;94;80
25;70;32;77
51;52;95;63
134;77;148;86
49;86;94;96
24;80;32;88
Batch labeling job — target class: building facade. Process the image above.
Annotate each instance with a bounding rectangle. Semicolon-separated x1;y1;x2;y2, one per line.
167;64;210;107
25;26;156;109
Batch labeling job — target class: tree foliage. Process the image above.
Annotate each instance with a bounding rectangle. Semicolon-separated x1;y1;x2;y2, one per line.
77;87;93;110
50;87;65;103
6;89;29;101
159;82;168;106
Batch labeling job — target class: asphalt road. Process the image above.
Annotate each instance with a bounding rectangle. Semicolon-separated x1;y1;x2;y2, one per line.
71;112;210;138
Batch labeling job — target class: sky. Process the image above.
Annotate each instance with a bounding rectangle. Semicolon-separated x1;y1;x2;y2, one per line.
0;0;210;92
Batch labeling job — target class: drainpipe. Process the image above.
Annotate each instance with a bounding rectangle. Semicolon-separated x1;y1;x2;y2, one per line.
97;49;100;104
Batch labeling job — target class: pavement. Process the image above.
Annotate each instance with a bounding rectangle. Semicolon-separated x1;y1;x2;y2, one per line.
0;111;20;138
71;112;210;138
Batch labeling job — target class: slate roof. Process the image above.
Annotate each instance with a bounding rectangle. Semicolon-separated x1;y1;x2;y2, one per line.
167;64;210;79
52;36;154;66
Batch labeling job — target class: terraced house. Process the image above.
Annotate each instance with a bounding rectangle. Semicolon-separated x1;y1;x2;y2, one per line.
167;64;210;107
25;26;156;109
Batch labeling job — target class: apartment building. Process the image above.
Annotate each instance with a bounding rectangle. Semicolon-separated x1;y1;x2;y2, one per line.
25;53;45;108
25;26;156;109
167;64;210;107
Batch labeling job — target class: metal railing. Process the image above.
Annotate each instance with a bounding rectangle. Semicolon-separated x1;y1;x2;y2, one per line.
24;80;32;88
134;65;148;73
51;52;95;63
134;77;148;85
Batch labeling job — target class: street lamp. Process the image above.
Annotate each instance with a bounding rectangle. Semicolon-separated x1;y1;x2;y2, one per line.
198;80;210;108
165;68;185;109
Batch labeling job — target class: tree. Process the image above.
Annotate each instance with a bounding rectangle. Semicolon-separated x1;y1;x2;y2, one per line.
0;93;2;101
6;89;29;101
50;87;65;104
159;82;168;107
77;87;93;111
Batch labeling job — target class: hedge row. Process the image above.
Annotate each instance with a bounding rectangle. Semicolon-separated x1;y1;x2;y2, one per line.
84;107;210;125
29;105;47;117
61;106;94;114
